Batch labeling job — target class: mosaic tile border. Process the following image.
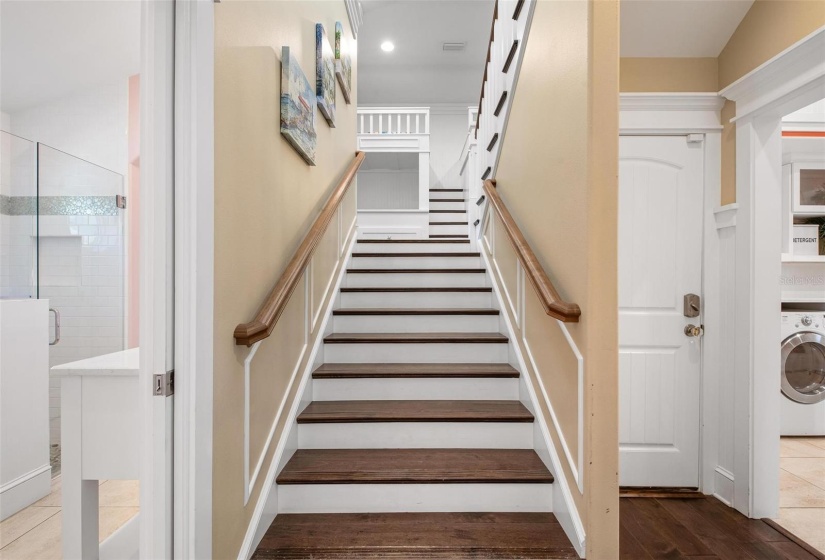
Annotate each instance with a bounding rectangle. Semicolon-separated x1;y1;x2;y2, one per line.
0;195;119;216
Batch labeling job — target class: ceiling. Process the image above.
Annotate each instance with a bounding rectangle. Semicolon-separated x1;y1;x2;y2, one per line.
621;0;754;57
358;0;495;105
1;0;140;114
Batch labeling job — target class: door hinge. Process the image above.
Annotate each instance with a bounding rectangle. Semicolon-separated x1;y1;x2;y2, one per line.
116;195;127;209
153;370;174;396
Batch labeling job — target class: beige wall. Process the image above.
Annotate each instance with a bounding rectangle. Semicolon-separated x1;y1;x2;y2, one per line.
620;58;718;92
494;0;620;556
213;2;357;558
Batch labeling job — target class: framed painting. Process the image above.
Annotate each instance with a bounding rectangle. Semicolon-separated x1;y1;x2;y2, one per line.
280;46;317;165
335;21;352;104
316;23;336;127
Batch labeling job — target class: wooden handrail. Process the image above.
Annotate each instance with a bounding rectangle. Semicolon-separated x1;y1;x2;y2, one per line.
482;179;581;323
234;151;366;346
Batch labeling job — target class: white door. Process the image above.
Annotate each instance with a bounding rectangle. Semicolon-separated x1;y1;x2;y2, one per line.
618;135;704;487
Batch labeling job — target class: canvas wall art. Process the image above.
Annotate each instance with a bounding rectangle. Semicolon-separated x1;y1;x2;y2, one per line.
280;46;317;165
335;21;352;104
316;23;336;127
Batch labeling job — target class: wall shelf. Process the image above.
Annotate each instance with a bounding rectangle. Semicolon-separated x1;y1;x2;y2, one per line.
781;253;825;263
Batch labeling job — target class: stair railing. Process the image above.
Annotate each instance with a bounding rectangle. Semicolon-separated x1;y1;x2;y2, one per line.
234;151;366;346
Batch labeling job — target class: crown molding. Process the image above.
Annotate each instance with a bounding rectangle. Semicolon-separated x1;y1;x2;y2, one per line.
620;93;725;112
620;93;724;133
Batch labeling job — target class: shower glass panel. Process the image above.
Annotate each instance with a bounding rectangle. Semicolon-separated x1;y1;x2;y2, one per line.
0;131;37;299
37;143;127;373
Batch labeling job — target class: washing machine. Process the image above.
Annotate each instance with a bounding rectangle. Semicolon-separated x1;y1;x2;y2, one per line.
780;311;825;436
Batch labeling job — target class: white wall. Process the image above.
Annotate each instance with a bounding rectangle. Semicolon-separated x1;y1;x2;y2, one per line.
358;171;419;209
429;109;471;189
0;112;10;130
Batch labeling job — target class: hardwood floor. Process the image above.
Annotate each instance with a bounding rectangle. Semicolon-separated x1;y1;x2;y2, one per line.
620;496;823;559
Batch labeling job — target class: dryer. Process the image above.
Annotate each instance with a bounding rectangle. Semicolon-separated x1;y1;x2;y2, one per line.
781;311;825;436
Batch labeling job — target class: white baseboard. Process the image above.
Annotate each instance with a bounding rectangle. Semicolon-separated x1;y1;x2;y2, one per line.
100;513;140;560
0;464;51;521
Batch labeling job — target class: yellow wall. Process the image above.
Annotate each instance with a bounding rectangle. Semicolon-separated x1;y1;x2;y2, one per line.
620;58;718;92
494;0;620;555
213;1;357;557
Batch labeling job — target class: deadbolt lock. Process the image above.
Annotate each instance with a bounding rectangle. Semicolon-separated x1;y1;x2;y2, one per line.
684;293;701;318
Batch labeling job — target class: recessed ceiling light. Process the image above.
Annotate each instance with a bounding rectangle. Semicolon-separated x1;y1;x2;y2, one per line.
381;40;395;52
443;42;466;52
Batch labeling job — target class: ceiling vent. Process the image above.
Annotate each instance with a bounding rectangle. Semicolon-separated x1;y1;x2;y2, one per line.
442;42;466;52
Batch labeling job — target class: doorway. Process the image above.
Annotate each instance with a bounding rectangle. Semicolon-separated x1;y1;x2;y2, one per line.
618;134;705;488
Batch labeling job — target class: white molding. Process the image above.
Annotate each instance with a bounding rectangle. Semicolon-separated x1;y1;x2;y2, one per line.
714;204;738;229
620;93;724;133
237;230;359;560
173;1;214;558
344;0;362;39
720;26;825;121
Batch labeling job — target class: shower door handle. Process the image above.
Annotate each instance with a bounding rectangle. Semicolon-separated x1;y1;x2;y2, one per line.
49;308;61;346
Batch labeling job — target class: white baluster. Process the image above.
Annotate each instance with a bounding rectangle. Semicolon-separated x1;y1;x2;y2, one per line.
369;114;374;134
406;114;410;134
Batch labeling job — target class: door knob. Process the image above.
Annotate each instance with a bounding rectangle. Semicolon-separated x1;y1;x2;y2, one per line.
684;324;703;337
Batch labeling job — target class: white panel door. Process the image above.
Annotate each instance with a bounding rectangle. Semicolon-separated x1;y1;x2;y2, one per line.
618;135;704;487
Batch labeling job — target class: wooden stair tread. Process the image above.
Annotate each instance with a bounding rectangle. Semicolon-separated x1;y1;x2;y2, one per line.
430;209;467;213
357;239;470;244
324;332;509;344
276;449;554;484
340;287;492;293
346;268;485;274
429;221;469;225
429;198;465;202
312;363;520;379
253;513;577;559
429;189;464;192
333;308;498;316
351;252;480;257
297;400;534;423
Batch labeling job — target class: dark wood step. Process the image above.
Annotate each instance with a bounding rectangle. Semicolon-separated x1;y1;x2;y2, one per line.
351;252;480;258
339;287;492;293
346;268;485;274
429;189;463;192
430;234;469;238
312;363;519;379
429;198;465;203
429;222;469;226
357;239;470;244
333;308;498;316
324;332;509;344
430;209;467;213
253;512;577;559
297;400;534;423
276;449;553;484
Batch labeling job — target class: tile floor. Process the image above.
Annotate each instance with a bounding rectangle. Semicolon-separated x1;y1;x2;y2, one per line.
0;476;138;559
775;436;825;554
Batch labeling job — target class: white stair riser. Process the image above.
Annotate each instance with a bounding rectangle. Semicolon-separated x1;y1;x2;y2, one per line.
427;212;468;222
278;483;552;513
298;422;533;449
429;191;465;200
344;272;488;288
350;256;482;269
429;201;466;211
324;342;509;363
313;377;519;401
428;224;468;236
332;314;499;333
354;242;472;253
339;291;493;309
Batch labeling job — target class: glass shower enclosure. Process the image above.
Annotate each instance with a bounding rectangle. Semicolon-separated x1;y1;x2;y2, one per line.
1;132;127;459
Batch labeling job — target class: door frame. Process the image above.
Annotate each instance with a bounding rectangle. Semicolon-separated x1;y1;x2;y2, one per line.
719;26;825;519
140;0;215;558
619;93;724;493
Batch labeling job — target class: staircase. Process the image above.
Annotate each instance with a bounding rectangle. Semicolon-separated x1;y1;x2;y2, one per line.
252;192;577;559
428;187;469;239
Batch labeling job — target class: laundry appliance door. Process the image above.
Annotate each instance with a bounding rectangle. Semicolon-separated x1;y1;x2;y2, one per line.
781;332;825;405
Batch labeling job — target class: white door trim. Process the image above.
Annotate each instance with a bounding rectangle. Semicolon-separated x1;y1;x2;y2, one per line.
719;25;825;519
174;1;214;558
140;0;175;557
619;93;723;495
